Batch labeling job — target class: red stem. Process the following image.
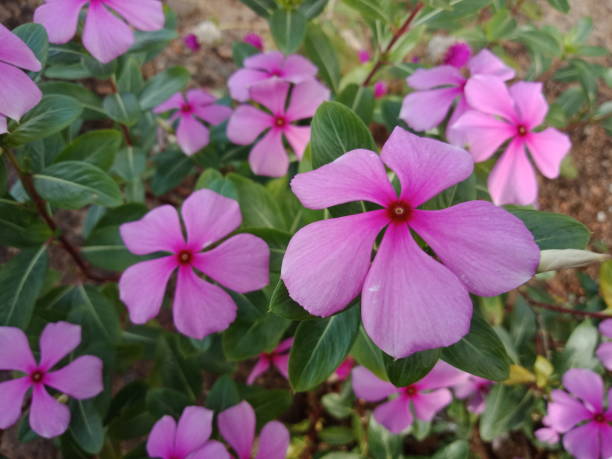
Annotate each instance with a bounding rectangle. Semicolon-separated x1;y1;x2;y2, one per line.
527;299;611;319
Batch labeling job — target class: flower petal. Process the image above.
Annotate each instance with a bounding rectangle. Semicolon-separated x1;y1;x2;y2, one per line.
29;385;70;438
464;75;517;122
0;378;30;429
120;205;184;255
400;87;461;132
468;49;515;80
380;127;474;207
373;397;413;434
272;354;290;380
599;319;612;338
282;211;388;317
104;0;164;31
227;105;272;145
286;79;330;121
563;368;603;413
509;81;548;128
255;421;290;459
228;68;268;102
451;110;515;162
193;234;269;293
410;201;539;297
154;92;184;114
0;326;35;371
407;66;464;90
119;257;176;324
245;51;284;72
535;427;559;444
0;23;42;70
175;407;213;456
247;357;271;385
362;224;472;358
250;79;290;115
186;89;216;106
0;62;42;121
38;321;81;370
33;0;86;45
45;356;103;399
412;388;452;421
218;401;255;459
563;423;600;459
248;129;289;177
188;441;231;459
290;149;396;209
281;54;318;82
194;104;232;126
525;128;571;178
600;422;612;459
488;140;538;206
283;125;310;159
445;95;469;146
173;267;237;339
147;415;177;459
546;389;591;432
596;342;612;371
83;2;133;63
177;115;210;155
351;366;397;402
417;361;469;390
275;337;294;353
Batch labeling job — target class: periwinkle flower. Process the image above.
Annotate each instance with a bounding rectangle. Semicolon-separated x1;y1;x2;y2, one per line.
596;319;612;371
243;33;264;51
247;338;293;385
453;375;494;414
443;42;472;68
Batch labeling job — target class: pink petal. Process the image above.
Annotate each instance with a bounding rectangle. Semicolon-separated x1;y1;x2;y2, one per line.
0;23;42;70
247;357;271;385
600;423;612;459
245;51;284;72
0;327;35;371
468;49;515;80
29;385;70;438
509;81;548;129
154;93;184;114
173;267;237;339
599;319;612;338
44;356;103;399
546;389;591;432
227;105;272;145
0;62;42;121
290;149;396;209
193;105;232;126
193;234;269;293
147;415;177;459
250;79;290;115
445;95;469;146
563;423;600;459
451;110;515;162
407;66;464;90
177;115;210;155
525;128;571;178
488;140;538;206
248;129;289;177
412;388;452;421
120;205;184;255
39;321;81;370
255;421;290;459
283;125;310;159
218;401;255;459
181;188;242;250
33;0;86;45
0;378;30;429
119;256;177;324
286;80;330;121
380;127;474;207
272;354;290;380
281;54;318;83
361;224;472;358
104;0;164;31
417;361;469;390
563;368;603;413
351;366;397;402
83;2;134;63
374;397;413;434
189;441;231;459
281;211;388;317
186;89;216;106
228;68;268;102
410;201;539;297
400;87;461;132
275;338;294;353
535;427;559;444
464;75;518;122
175;407;213;456
596;342;612;371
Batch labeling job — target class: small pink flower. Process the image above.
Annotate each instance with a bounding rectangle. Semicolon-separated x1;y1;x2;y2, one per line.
443;42;472;68
374;81;388;99
228;51;318;101
281;127;539;358
119;189;270;339
539;368;612;459
335;357;355;381
597;319;612;371
34;0;165;63
227;79;330;177
247;338;293;385
184;33;201;52
244;33;264;51
154;89;232;156
358;49;371;63
352;362;467;433
0;322;103;438
400;49;515;145
453;375;493;414
147;406;230;459
218;401;289;459
453;76;571;205
0;24;42;133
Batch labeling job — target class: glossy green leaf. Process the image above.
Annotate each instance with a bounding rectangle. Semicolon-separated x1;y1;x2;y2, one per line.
304;25;340;92
103;93;142;126
206;375;241;412
342;0;390;23
350;327;387;380
269;9;307;54
554;320;599;373
368;416;403;459
241;386;293;427
55;129;122;170
547;0;569;13
384;349;440;387
239;0;277;17
139;66;190;110
69;285;122;344
146;388;191;418
432;440;469;459
480;385;533;441
12;23;49;68
151;148;194;195
269;280;315;320
227;174;286;229
69;400;104;454
337;84;375;125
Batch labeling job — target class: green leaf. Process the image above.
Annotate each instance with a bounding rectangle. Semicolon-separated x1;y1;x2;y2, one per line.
239;0;277;17
206;375;241;412
509;295;536;365
479;385;533;441
368;416;403;459
433;440;470;459
227;174;286;229
269;9;307;54
342;0;390;23
139;66;190;110
117;57;145;93
554;320;599;373
269;280;315;320
0;200;51;247
384;349;440;387
299;0;329;19
319;426;354;445
442;314;511;381
103;93;142;126
40;81;103;116
69;285;122;344
55;129;122;170
241;386;293;426
156;334;203;401
6;95;82;146
69;400;104;454
0;246;48;327
151;148;194;196
232;42;260;67
351;327;387;380
289;304;360;391
507;208;590;250
33;161;122;209
82;226;142;271
547;0;569;13
337;84;375;125
146;388;191;418
304;25;340;92
12;23;49;68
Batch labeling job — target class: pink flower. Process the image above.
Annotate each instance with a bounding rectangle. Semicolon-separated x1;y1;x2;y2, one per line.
539;369;612;459
154;89;232;156
400;49;514;145
34;0;165;63
453;375;493;414
184;34;201;52
443;42;472;68
358;49;371;63
335;357;355;381
118;189;270;339
244;33;264;51
374;81;388;99
227;79;330;177
351;362;467;433
453;76;571;205
0;322;103;438
281;127;539;358
597;319;612;371
147;406;229;459
218;401;289;459
0;24;42;133
228;51;318;102
247;338;293;385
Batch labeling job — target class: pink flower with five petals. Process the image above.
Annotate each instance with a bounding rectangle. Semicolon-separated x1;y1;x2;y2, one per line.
247;338;293;385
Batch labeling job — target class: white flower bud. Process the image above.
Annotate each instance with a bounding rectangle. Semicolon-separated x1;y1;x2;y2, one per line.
538;249;611;272
192;20;222;46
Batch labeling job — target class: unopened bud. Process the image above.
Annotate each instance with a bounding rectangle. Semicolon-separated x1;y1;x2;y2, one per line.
538;249;611;272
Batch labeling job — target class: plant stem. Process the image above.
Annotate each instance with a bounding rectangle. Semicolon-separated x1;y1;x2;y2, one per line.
362;1;424;87
527;299;611;319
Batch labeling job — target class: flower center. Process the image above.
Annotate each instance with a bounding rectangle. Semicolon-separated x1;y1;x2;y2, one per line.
404;385;418;397
387;201;412;223
180;103;193;114
30;369;45;384
274;115;287;128
517;124;528;136
177;250;193;265
593;413;606;423
269;69;283;77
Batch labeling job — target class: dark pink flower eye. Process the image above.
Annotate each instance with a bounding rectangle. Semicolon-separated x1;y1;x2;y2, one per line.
387;201;412;223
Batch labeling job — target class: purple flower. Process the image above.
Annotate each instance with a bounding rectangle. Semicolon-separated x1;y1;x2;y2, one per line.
218;401;289;459
597;319;612;371
453;375;493;414
443;42;472;68
0;322;103;438
243;33;264;51
281;127;539;358
0;24;42;133
453;76;571;205
400;49;514;145
352;362;467;433
154;89;232;156
227;79;330;177
184;34;201;52
147;406;229;459
118;189;270;339
34;0;165;63
358;49;371;63
374;81;388;99
228;51;318;102
247;338;293;385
